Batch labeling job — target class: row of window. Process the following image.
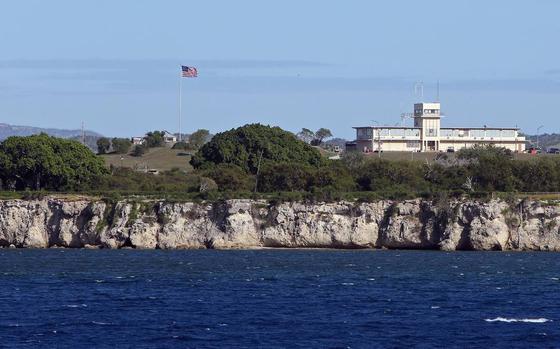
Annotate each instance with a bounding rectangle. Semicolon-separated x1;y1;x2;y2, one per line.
414;109;440;115
440;129;517;138
357;128;518;139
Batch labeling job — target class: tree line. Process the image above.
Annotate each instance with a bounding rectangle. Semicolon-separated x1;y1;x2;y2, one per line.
2;126;560;200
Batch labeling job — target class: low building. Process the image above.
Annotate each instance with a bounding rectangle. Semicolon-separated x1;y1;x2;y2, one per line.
131;137;145;145
351;102;526;153
163;131;177;143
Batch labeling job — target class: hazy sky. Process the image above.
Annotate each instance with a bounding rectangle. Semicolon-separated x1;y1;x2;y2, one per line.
1;0;559;139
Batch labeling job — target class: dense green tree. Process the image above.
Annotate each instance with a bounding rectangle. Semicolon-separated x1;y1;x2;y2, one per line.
201;164;253;191
189;129;211;150
111;138;132;154
0;134;108;191
258;163;314;192
355;159;428;193
310;162;356;192
314;128;333;144
145;131;165;148
131;144;147;157
341;151;366;171
190;124;324;174
96;137;111;154
458;145;515;191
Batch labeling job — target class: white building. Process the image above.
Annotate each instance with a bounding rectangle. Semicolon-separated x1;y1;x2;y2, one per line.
162;131;177;144
131;137;145;145
350;102;526;153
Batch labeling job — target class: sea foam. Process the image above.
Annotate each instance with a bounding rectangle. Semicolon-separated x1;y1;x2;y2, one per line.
485;317;551;323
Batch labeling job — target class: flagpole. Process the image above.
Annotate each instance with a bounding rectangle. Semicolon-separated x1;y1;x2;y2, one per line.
179;68;182;142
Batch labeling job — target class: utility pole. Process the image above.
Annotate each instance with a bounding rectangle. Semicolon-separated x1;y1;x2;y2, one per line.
537;125;544;151
81;121;85;145
371;120;381;157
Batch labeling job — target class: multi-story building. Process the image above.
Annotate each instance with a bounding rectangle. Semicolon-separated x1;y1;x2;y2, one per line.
349;102;526;153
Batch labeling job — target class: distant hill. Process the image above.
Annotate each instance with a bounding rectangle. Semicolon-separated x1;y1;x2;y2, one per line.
0;123;103;152
524;133;560;149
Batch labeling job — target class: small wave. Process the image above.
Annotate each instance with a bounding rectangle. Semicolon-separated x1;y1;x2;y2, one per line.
550;277;559;281
64;304;87;308
341;283;354;286
92;321;113;326
95;280;105;283
367;278;375;281
431;306;441;309
485;317;551;323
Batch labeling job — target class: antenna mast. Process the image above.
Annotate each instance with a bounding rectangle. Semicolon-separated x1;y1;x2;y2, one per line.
414;81;424;101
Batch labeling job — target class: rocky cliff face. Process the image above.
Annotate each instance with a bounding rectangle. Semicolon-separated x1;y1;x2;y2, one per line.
0;197;559;251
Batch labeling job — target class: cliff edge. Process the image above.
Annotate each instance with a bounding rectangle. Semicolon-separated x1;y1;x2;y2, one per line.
0;198;559;250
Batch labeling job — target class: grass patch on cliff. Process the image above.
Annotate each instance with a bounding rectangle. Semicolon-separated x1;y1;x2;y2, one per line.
96;200;118;233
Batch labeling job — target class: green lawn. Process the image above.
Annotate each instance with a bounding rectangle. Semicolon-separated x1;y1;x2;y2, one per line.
100;147;193;172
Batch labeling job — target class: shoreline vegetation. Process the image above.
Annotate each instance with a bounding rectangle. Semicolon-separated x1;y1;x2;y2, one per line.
1;124;560;202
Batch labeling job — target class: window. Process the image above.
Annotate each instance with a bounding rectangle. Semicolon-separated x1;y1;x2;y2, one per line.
357;128;373;140
406;141;420;148
405;129;420;137
471;130;485;138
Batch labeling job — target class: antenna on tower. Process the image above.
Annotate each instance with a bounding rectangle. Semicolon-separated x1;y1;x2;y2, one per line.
414;81;424;101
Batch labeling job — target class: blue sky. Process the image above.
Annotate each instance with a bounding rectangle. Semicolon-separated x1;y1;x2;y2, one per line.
1;0;559;139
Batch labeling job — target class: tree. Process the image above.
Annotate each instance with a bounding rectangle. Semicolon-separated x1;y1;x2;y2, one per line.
172;141;190;151
311;128;333;146
96;137;111;154
297;128;315;144
190;124;324;174
132;145;147;157
111;138;132;154
201;164;253;191
258;163;314;192
0;134;108;191
145;131;165;148
189;129;211;150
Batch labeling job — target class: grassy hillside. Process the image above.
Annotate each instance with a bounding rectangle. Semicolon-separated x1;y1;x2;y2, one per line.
100;147;193;172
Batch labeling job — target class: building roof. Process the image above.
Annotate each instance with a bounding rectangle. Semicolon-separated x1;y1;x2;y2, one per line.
353;126;520;130
440;127;520;130
353;126;421;129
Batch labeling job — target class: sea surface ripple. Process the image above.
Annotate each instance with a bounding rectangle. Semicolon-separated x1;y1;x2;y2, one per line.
0;249;559;348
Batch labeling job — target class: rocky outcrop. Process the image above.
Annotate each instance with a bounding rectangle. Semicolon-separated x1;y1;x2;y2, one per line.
0;197;559;250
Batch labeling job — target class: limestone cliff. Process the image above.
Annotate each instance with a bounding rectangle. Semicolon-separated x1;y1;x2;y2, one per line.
0;197;559;250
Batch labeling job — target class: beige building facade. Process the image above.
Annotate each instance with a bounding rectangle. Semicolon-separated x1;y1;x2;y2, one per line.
351;102;526;153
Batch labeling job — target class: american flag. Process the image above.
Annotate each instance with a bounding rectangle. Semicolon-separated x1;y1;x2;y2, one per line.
181;66;198;78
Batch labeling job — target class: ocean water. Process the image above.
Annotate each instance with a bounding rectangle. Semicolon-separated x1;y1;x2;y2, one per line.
0;249;559;348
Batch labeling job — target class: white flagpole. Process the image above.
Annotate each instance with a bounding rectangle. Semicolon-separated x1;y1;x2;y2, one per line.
179;68;182;142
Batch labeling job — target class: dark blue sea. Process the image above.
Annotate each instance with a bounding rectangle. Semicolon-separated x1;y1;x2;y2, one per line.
0;250;559;348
